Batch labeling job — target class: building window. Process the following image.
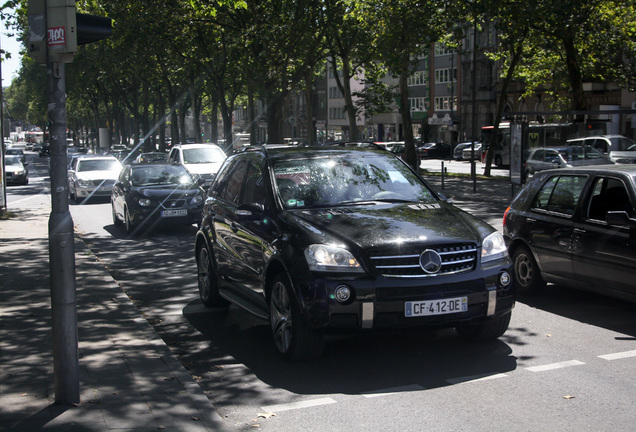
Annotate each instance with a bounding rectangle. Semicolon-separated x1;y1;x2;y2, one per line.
408;71;427;86
409;97;427;112
329;107;347;120
434;43;453;56
435;68;457;84
329;86;343;99
434;97;457;112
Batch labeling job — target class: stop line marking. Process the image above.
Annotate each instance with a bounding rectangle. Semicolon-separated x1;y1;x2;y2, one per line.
525;360;585;372
598;350;636;361
262;397;337;413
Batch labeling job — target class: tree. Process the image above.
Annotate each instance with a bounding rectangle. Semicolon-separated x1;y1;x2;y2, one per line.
367;0;448;169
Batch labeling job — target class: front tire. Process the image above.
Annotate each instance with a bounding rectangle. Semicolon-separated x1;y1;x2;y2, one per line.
456;311;511;340
196;244;227;307
269;274;324;361
112;202;123;226
512;244;546;294
124;208;135;235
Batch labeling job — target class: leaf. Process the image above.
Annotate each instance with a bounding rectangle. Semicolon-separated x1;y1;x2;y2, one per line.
257;413;276;419
563;395;575;399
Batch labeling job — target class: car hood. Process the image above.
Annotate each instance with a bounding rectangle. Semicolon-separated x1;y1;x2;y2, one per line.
5;165;25;173
183;162;223;175
76;170;120;180
284;201;494;250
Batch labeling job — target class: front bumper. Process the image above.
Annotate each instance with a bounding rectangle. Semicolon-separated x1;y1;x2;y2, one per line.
293;262;514;331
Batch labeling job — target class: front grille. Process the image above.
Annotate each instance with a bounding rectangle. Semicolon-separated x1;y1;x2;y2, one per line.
370;243;477;278
92;179;116;187
160;199;186;209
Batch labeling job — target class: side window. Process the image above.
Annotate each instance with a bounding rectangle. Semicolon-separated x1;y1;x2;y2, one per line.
587;177;634;221
533;175;586;216
218;159;249;204
544;150;559;163
532;150;544;161
240;162;267;207
533;176;558;210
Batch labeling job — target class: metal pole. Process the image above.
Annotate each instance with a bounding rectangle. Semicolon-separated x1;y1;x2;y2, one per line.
1;41;6;217
47;60;79;405
471;14;477;193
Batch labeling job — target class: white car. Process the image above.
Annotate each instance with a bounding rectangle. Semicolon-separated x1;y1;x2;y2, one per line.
68;155;123;201
167;143;227;184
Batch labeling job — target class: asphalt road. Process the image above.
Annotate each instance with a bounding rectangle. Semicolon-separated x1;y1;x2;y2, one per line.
8;150;636;431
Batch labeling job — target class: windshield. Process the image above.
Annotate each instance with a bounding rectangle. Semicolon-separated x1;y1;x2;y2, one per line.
5;156;22;166
612;137;636;151
78;159;122;172
131;165;193;186
557;146;606;161
273;153;436;209
183;147;226;164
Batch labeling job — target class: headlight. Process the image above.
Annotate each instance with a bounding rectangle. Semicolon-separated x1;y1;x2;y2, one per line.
15;170;25;175
305;244;364;272
481;231;508;263
77;178;92;187
190;195;203;205
138;198;151;206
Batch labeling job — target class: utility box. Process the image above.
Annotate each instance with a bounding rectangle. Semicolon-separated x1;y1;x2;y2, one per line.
28;0;77;64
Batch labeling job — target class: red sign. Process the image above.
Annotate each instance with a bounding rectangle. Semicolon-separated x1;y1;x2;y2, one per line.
47;26;66;46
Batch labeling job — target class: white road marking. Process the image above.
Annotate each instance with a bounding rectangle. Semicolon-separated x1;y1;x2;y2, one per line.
598;350;636;361
362;384;425;398
525;360;585;372
446;373;509;385
262;397;337;413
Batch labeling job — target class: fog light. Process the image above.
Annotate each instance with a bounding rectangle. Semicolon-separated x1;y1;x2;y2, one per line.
334;285;351;303
499;271;511;287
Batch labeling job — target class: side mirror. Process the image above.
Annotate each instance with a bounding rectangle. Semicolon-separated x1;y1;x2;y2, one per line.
235;203;264;220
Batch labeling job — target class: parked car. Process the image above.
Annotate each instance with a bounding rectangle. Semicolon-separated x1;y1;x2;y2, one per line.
418;142;451;159
5;147;26;164
111;162;205;235
503;165;636;301
135;152;168;163
453;142;475;160
566;135;636;164
524;146;612;177
195;146;514;361
390;142;424;163
462;142;484;161
4;155;29;185
167;143;227;185
68;155;123;201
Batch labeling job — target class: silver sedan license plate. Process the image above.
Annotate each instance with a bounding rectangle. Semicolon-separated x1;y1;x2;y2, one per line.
161;209;188;217
405;296;468;317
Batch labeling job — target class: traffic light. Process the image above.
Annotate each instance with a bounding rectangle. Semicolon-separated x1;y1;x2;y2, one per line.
28;0;113;65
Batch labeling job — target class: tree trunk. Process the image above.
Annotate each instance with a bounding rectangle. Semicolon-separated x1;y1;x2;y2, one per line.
399;69;416;170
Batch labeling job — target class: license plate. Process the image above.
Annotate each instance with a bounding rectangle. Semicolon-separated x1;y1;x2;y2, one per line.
98;186;112;192
405;296;468;317
161;209;188;217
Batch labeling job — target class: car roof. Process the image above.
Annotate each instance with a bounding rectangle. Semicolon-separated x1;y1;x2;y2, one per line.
538;164;636;178
237;145;398;163
173;143;223;150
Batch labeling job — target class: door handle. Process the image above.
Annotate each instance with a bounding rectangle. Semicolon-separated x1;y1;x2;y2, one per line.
573;228;586;234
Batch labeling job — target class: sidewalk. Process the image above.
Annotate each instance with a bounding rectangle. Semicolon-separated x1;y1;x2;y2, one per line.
0;193;230;431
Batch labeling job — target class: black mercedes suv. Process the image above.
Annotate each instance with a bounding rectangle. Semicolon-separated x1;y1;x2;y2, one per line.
195;145;514;360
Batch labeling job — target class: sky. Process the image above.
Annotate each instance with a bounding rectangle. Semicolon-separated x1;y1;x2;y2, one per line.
1;8;22;88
